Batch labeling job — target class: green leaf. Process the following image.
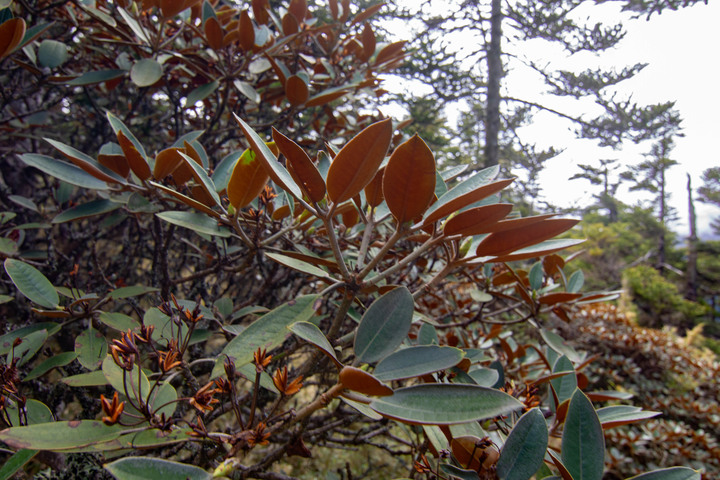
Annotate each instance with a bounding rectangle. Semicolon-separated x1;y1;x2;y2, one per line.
266;252;330;278
354;287;414;363
625;467;701;480
369;384;522;425
421;165;499;224
37;39;68;68
149;382;177;418
373;345;464;381
106;112;149;164
6;399;54;426
234;115;303;199
0;323;59;356
65;69;125;86
75;326;107;370
144;307;187;343
102;356;150;401
541;329;582;363
529;261;543;291
0;421;122;451
186;80;219;106
234;80;260;103
468;367;500;387
44;138;127;185
562;389;604;480
596;405;661;429
130;58;163;87
18;154;108;190
109;285;159;299
568;270;585;293
211;295;319;378
439;464;480;480
98;312;140;331
496;408;548;480
288;321;341;367
105;457;212;480
0;448;38;480
417;322;438;345
11;329;48;367
61;370;108;387
156;211;230;238
211;150;242;192
177;152;221;206
551;356;577;406
23;351;77;382
117;8;150;43
52;199;121;223
4;259;59;309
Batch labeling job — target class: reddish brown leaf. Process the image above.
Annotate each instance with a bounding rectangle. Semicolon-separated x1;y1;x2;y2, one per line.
204;17;224;50
306;88;348;107
340;0;351;21
272;128;326;202
171;141;204;186
538;293;583;306
160;0;198;18
328;0;339;19
238;9;255;50
227;148;269;209
475;218;580;258
0;18;26;58
326;118;392;204
375;41;405;66
480;214;556;234
548;450;574;480
282;13;299;35
358;22;376;62
451;436;499;471
117;130;151;180
338;366;393;397
150;181;219;218
285;74;309;106
382;134;436;223
442;203;513;237
271;204;291;220
190;185;215;207
252;0;269;25
422;178;515;226
153;147;184;180
364;167;384;208
543;254;565;278
487;239;585;263
98;154;130;178
351;3;385;25
288;0;307;22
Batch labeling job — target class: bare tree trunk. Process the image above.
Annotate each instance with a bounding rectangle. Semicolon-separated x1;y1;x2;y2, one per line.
686;173;698;301
485;0;503;168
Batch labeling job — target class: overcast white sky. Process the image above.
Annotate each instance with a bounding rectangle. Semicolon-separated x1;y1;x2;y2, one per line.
381;1;720;240
512;1;720;240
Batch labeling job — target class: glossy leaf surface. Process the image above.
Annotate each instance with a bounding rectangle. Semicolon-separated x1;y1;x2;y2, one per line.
626;468;701;480
562;389;604;480
496;408;548;480
0;421;122;451
354;287;413;363
212;295;319;377
156;211;230;238
4;259;59;309
105;457;212;480
369;384;522;425
373;345;464;381
18;154;109;190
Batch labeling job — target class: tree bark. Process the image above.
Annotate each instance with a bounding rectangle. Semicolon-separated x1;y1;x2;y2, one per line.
686;173;698;301
485;0;503;168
